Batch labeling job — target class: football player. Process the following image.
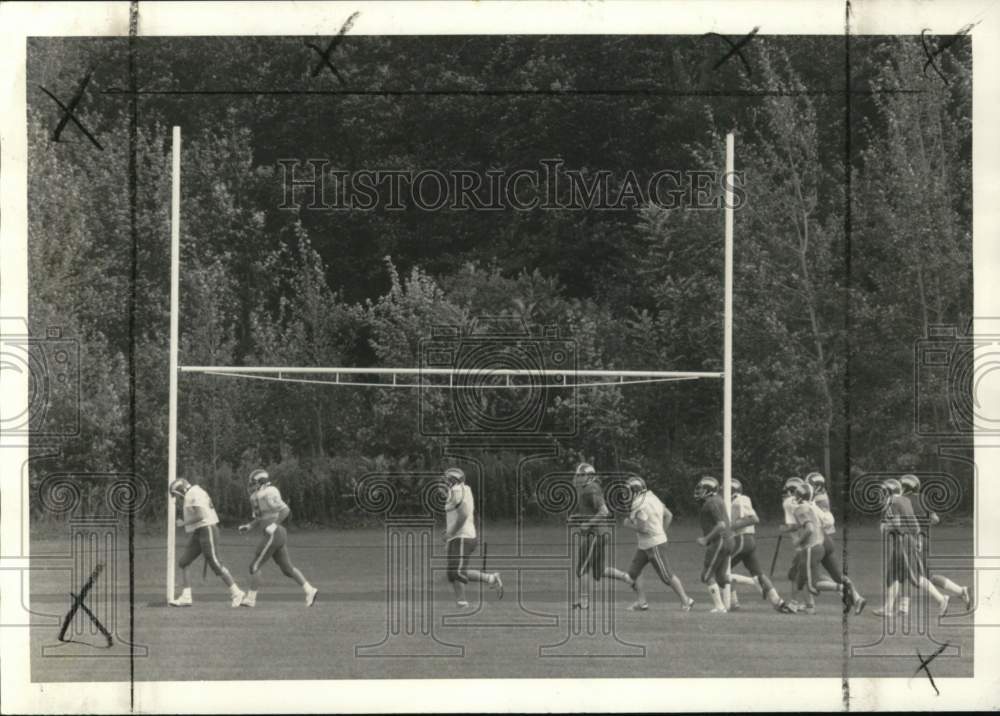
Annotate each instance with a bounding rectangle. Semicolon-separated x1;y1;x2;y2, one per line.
440;467;503;609
620;475;694;611
806;472;866;614
167;478;245;607
570;462;633;610
788;481;825;614
727;478;796;613
237;469;318;607
873;477;950;618
889;474;970;615
694;475;734;613
778;477;806;603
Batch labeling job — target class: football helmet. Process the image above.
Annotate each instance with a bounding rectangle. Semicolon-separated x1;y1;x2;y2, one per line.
731;478;743;496
694;475;720;500
625;475;647;496
806;472;825;493
168;478;191;499
444;467;466;487
783;477;805;496
900;474;921;494
794;482;814;503
247;468;270;494
573;462;598;487
881;478;903;496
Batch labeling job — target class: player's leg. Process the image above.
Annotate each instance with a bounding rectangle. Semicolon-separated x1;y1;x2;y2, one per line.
799;545;821;613
271;534;319;606
909;542;949;616
201;525;243;607
574;532;598;609
819;535;864;613
456;538;503;599
624;548;650;610
243;527;281;607
702;540;727;612
741;540;792;612
931;573;971;609
170;532;202;605
446;538;471;608
649;545;693;609
714;542;733;612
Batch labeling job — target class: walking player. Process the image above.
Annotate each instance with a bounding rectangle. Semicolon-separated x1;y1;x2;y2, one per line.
168;478;245;608
621;475;694;611
237;469;318;608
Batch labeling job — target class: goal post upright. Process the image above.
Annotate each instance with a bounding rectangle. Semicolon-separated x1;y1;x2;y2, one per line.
166;126;181;602
723;132;735;517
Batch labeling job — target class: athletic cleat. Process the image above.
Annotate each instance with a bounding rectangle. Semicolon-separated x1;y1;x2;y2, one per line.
777;601;797;614
682;598;695;612
456;600;470;609
709;607;727;614
853;596;867;615
231;589;246;608
305;586;318;607
961;586;972;611
841;587;855;614
572;598;590;610
938;596;950;617
168;595;192;607
729;602;742;611
628;601;650;612
240;595;256;608
802;605;816;615
491;573;504;600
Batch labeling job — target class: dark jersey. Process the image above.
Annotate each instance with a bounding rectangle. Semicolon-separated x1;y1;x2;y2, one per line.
574;481;608;533
699;495;730;539
883;494;920;535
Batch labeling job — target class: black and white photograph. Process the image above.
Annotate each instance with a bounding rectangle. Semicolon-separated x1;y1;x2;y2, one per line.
1;1;998;712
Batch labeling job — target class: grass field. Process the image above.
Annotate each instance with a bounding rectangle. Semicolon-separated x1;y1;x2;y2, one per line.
29;521;974;682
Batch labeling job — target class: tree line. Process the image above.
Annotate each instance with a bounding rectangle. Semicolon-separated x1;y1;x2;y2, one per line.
26;35;972;524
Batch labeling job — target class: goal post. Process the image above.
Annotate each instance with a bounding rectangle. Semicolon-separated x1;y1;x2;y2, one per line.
723;131;735;517
163;128;737;602
166;126;181;602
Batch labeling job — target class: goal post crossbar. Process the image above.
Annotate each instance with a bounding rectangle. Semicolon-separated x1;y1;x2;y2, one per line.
179;366;723;379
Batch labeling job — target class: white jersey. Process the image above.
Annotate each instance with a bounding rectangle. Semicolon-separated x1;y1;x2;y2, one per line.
445;484;476;541
782;496;797;527
813;492;836;535
731;494;757;535
182;485;219;533
629;491;668;550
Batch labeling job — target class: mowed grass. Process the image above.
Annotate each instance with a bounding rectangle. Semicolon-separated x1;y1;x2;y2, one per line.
29;521;974;681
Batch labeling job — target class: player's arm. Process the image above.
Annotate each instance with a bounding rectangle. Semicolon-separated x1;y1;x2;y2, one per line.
183;497;211;527
443;491;471;541
581;502;610;531
697;520;726;545
661;506;674;532
929;511;941;526
238;506;260;533
697;499;727;545
778;500;797;532
731;507;758;531
792;522;813;547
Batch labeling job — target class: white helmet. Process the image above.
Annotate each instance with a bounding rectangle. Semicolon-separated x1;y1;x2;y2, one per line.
444;467;466;486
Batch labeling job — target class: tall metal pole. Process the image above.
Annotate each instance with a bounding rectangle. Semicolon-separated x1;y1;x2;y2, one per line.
166;126;181;601
723;133;735;514
722;134;735;608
